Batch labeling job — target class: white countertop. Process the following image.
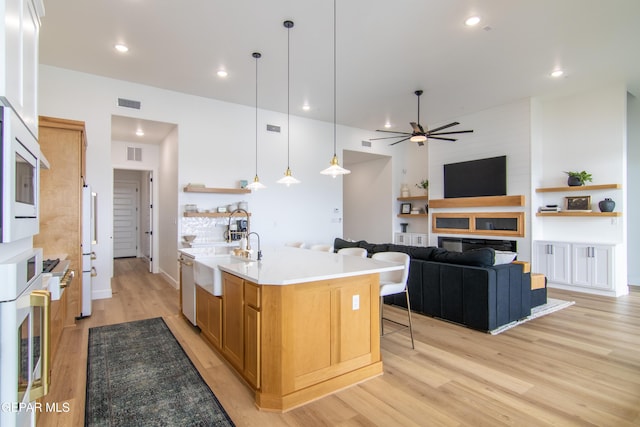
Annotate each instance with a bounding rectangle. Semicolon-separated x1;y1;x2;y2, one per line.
216;246;403;285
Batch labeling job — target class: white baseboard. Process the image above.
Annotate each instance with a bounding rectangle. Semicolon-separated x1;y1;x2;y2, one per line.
160;269;178;289
92;288;113;300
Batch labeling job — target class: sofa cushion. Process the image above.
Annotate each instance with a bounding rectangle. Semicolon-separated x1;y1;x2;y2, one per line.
431;247;495;267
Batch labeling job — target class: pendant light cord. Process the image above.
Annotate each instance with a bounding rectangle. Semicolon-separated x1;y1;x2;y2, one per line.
287;23;291;169
333;0;337;157
255;54;259;175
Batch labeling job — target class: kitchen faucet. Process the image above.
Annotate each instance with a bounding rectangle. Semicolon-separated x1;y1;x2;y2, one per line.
226;208;250;243
247;232;262;261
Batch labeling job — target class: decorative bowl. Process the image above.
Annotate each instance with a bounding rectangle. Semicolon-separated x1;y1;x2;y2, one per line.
182;235;197;243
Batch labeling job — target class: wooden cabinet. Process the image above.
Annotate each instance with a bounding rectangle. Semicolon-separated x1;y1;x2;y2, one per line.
34;116;88;322
534;241;571;285
572;244;614;290
222;273;244;370
1;0;44;134
196;285;222;349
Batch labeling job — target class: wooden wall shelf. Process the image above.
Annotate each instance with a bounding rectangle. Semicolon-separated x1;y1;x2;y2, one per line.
397;214;428;218
429;195;525;208
184;185;251;194
536;184;621;193
184;212;251;218
536;212;621;217
397;195;429;202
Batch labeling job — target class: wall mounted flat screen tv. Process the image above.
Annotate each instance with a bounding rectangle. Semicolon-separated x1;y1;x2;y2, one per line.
444;155;507;198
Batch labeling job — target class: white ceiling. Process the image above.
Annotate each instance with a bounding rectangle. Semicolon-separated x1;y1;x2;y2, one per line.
39;0;640;144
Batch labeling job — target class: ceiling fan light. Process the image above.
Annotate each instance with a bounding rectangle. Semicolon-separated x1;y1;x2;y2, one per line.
277;167;301;186
246;175;266;191
410;134;427;143
321;155;351;178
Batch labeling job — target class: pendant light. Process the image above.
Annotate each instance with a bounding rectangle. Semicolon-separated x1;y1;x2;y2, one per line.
320;0;351;178
277;20;301;186
246;52;266;191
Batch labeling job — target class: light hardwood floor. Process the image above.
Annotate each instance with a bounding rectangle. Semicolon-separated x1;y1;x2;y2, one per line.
39;258;640;426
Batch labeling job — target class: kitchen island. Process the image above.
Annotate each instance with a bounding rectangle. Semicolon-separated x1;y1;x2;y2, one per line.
194;246;403;412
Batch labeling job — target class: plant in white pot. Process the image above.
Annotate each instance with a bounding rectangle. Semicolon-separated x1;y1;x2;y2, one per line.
415;179;429;195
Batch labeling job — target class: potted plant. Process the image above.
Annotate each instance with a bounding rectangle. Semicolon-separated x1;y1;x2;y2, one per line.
564;171;592;186
415;179;429;195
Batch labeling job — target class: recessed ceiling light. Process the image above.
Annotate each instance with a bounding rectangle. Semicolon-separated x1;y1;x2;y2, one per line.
465;16;481;26
216;70;228;78
302;103;310;111
114;44;129;53
551;69;564;78
135;129;144;136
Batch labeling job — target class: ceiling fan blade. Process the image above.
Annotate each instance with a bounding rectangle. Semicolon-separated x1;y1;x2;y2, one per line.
427;122;460;134
410;122;422;133
427;136;457;141
389;137;411;146
375;129;412;135
428;129;474;136
370;135;414;141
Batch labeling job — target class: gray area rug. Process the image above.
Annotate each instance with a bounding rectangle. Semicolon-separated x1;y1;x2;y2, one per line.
85;317;234;426
489;298;575;335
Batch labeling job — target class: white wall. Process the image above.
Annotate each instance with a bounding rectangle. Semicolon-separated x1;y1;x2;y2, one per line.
159;127;179;283
627;93;640;286
533;83;628;296
38;65;399;295
428;99;532;260
343;152;393;243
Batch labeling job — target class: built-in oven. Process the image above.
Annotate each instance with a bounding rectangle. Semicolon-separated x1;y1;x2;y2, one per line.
1;105;40;242
0;248;50;427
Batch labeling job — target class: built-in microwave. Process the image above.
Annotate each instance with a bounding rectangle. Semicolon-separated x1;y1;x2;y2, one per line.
1;106;40;242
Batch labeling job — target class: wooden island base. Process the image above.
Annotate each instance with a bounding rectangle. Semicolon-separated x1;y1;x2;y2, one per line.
198;270;383;412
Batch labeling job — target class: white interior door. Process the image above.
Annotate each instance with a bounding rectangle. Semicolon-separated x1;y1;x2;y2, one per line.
113;181;139;258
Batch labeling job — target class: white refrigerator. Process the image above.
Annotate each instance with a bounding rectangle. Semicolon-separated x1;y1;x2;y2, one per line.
81;185;96;317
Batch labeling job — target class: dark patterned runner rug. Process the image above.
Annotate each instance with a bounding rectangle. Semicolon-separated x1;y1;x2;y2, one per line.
85;317;235;426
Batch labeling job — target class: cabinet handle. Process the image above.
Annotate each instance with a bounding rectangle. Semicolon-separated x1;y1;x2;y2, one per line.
91;267;97;277
91;251;97;260
60;270;75;288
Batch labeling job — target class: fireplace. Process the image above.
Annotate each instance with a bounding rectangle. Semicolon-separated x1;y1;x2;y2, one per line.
438;237;517;253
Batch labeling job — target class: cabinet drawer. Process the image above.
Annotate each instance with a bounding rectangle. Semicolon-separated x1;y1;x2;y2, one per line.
245;282;261;309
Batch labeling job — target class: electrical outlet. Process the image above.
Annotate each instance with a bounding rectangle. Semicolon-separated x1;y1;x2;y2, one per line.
352;294;360;310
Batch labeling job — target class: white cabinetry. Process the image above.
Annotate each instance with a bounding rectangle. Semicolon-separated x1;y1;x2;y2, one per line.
534;240;616;294
1;0;44;135
394;232;427;247
534;241;571;285
572;244;614;290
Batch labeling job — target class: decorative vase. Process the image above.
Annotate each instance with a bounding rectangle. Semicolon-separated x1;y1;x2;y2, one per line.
401;184;410;198
567;176;582;186
598;198;615;212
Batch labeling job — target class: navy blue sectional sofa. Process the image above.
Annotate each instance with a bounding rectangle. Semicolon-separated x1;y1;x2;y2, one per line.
334;238;533;332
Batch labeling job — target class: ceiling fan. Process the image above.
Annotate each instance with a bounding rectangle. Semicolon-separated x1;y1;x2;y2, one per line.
371;90;474;146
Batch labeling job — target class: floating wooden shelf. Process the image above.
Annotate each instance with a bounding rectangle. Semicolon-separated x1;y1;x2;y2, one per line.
397;196;429;202
536;211;621;217
183;185;251;194
429;195;525;208
536;184;621;193
397;214;428;218
184;212;251;218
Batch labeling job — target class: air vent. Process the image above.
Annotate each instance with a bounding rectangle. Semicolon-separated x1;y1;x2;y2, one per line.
361;140;372;147
266;124;281;133
127;147;142;162
117;98;141;109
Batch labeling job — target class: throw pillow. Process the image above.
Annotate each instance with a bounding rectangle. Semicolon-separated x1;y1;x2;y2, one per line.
493;250;517;265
